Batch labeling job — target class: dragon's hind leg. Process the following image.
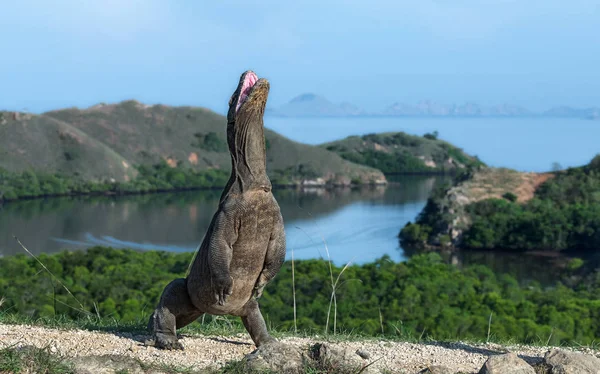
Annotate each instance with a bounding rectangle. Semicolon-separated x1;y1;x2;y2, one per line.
239;299;277;347
148;278;203;350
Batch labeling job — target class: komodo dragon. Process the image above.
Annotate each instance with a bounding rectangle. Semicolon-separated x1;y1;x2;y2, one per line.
147;70;286;350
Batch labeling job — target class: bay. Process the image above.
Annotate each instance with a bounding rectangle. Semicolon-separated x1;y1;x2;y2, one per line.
0;176;445;264
2;116;597;284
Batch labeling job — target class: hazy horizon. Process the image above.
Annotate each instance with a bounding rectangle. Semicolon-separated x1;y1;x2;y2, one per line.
2;1;599;114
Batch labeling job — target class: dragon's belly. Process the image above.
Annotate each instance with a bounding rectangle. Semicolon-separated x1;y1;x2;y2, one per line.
187;191;280;315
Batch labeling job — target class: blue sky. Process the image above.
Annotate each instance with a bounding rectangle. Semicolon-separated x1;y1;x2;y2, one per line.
1;0;599;114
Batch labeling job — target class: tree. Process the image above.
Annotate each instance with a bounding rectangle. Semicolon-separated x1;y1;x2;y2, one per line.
423;131;439;140
551;162;563;172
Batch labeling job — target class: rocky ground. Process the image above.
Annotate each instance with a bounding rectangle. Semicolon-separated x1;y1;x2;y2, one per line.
2;323;600;373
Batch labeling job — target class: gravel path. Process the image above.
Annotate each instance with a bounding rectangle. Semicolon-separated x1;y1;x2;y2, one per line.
1;323;599;373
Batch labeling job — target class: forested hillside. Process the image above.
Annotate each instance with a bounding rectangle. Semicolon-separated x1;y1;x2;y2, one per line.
400;155;600;251
1;247;598;345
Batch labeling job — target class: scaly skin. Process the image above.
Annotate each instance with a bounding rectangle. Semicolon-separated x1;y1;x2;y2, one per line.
147;71;286;350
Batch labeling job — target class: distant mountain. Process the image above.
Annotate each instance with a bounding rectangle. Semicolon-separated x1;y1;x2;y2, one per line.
543;106;585;117
271;94;600;118
269;93;367;117
382;102;421;116
338;102;365;116
487;104;532;117
383;101;531;117
589;110;600;120
543;106;600;119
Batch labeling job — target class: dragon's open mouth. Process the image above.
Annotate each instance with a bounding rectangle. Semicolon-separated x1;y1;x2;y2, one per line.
236;71;259;113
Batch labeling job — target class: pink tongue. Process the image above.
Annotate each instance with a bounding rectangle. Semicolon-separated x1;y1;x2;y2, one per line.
236;72;258;112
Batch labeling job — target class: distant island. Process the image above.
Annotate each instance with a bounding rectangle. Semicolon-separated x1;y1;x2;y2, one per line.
321;131;484;174
268;93;600;119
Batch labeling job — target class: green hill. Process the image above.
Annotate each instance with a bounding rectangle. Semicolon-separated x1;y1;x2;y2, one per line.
0;111;136;182
0;102;385;200
320;131;484;174
399;154;600;252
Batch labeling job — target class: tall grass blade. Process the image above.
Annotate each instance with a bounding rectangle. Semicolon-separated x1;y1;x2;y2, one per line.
13;236;90;316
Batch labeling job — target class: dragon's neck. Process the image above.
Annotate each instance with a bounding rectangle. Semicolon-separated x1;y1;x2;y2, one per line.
220;118;270;200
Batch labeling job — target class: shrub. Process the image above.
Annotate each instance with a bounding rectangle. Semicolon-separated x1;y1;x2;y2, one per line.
502;192;518;202
423;131;439;140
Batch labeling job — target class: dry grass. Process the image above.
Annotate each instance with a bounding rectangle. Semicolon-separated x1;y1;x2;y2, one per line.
449;168;554;206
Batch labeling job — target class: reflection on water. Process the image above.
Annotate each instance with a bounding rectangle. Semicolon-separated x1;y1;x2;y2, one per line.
406;247;571;286
0;176;447;266
0;174;582;284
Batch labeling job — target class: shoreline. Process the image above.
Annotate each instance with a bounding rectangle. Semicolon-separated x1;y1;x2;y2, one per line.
0;173;467;205
0;180;389;205
404;242;587;265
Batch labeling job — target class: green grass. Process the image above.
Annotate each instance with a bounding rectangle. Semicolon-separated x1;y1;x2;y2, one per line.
0;345;73;374
4;246;600;347
218;360;276;374
0;312;249;338
3;311;599;352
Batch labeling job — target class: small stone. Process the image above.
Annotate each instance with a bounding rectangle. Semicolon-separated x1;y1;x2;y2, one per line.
478;352;534;374
314;343;378;374
356;349;371;359
544;348;600;374
244;341;305;374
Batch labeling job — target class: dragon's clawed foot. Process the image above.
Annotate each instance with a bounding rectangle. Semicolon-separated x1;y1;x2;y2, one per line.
253;283;266;299
152;335;184;350
213;275;234;305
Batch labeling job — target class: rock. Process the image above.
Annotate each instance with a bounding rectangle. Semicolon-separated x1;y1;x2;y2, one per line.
243;341;306;374
478;352;535;374
72;355;145;374
356;348;371;359
418;365;454;374
312;343;378;374
301;178;326;187
543;348;600;374
242;342;380;374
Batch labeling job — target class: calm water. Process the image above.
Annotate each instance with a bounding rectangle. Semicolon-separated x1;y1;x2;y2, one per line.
2;117;597;283
265;116;600;172
0;176;444;264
